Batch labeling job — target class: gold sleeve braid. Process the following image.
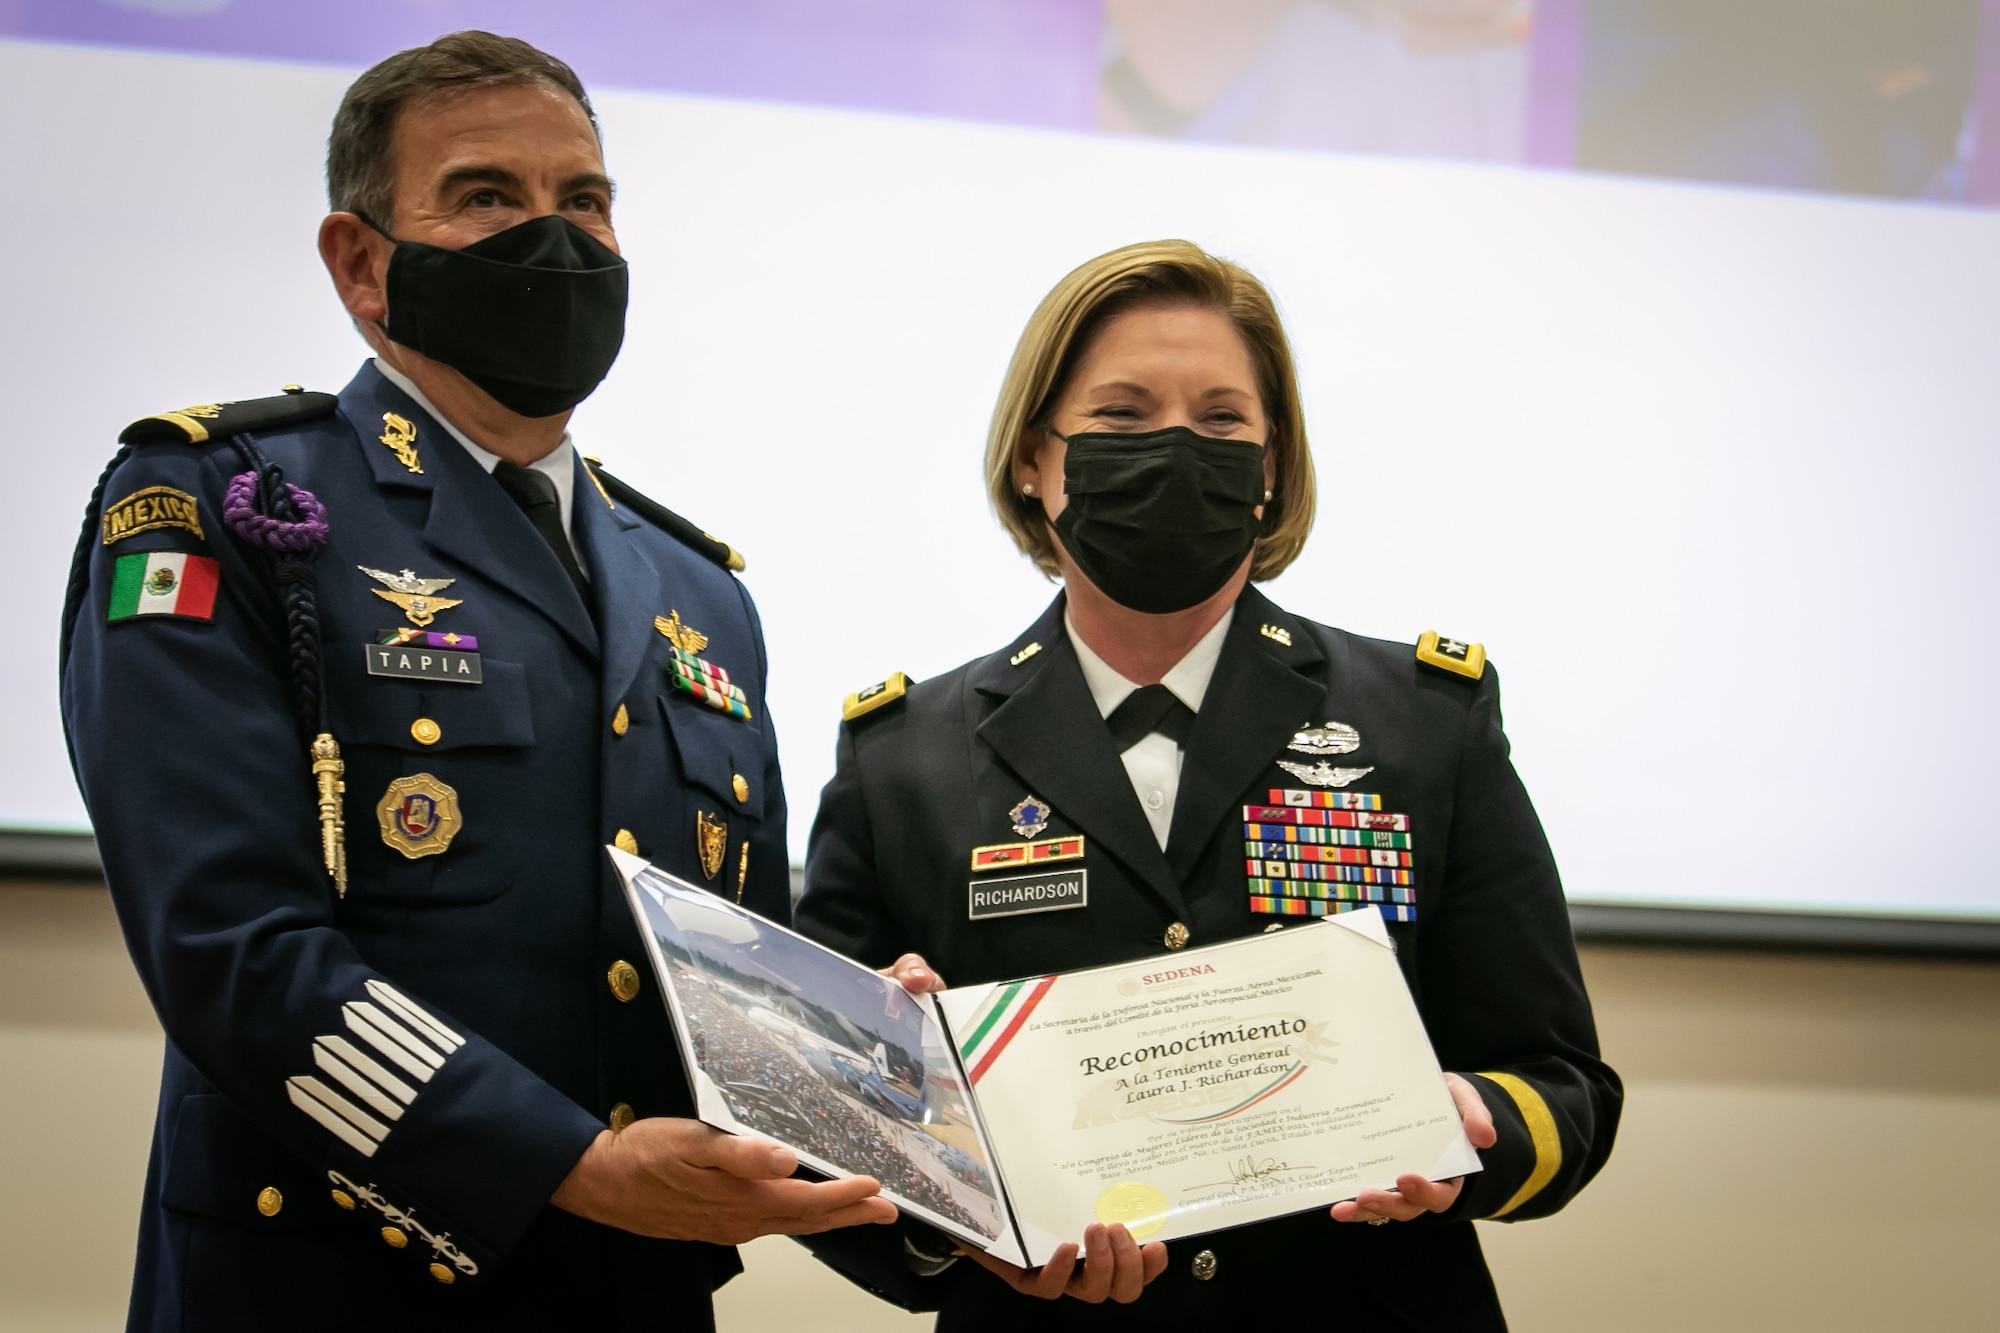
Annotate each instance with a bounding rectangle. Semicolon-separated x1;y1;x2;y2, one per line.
1478;1071;1563;1217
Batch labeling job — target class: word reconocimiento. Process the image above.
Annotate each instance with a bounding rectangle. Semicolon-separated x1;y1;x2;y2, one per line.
1079;1018;1308;1076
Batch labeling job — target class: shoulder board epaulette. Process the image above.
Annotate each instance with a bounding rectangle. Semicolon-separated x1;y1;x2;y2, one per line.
118;386;338;447
843;672;911;722
583;458;745;573
1416;630;1485;680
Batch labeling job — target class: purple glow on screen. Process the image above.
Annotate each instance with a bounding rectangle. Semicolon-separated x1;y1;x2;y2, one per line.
0;0;1104;129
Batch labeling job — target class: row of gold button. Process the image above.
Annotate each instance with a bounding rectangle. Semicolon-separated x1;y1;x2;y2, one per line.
254;1185;457;1284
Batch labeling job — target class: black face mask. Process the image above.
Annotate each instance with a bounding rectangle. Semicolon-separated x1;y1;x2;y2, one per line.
367;214;629;419
1049;426;1268;615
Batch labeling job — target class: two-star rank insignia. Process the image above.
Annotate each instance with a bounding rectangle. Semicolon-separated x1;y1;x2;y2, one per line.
359;567;463;628
1416;630;1485;680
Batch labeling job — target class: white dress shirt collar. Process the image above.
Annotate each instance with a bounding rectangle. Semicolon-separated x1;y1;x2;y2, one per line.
1066;605;1234;720
1064;605;1235;852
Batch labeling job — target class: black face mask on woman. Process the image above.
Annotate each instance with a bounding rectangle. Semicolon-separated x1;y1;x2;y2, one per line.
364;213;629;419
1049;426;1269;615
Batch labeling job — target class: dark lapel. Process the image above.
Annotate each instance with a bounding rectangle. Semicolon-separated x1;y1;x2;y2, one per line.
1165;587;1330;884
572;456;659;709
973;596;1188;920
343;367;601;659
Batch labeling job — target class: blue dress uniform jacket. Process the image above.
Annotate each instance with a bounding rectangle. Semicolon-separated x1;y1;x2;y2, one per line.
795;588;1620;1331
60;362;790;1331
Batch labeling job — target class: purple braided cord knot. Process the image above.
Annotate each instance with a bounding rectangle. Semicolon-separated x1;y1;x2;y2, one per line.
224;471;329;552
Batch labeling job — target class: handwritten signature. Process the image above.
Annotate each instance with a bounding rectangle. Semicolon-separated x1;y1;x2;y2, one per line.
1185;1156;1315;1196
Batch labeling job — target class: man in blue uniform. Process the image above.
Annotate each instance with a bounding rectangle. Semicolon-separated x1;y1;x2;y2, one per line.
59;31;891;1331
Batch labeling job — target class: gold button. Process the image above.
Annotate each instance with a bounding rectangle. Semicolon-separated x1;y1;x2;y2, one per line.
410;717;441;746
256;1186;283;1217
380;1226;408;1249
612;704;629;736
731;773;749;804
330;1189;356;1211
282;383;304;394
607;959;641;1003
613;828;639;855
609;1102;636;1133
428;1262;456;1285
1164;922;1190;950
1190;1249;1218;1281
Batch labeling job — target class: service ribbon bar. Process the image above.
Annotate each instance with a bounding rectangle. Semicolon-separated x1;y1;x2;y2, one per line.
668;645;731;686
1244;842;1412;868
1243;806;1412;832
1247;860;1413;886
668;665;753;721
1249;896;1416;923
1243;822;1414;850
970;835;1085;873
1270;790;1383;810
1247;878;1417;904
376;627;480;651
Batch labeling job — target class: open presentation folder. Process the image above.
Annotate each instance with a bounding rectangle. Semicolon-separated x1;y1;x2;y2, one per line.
611;849;1480;1268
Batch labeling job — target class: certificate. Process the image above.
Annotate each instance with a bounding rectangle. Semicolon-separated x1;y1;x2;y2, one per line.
612;849;1477;1268
935;907;1479;1263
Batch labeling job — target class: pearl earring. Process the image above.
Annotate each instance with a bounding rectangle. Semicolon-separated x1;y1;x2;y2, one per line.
1023;483;1036;496
1263;489;1273;502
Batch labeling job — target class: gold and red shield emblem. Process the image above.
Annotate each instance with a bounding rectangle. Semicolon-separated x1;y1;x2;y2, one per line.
376;774;462;859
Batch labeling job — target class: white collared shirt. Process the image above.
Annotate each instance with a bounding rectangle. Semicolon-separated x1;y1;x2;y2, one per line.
372;358;589;576
1066;607;1234;851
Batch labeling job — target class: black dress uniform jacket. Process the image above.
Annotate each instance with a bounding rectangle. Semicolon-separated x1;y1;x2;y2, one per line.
795;588;1620;1332
61;362;789;1332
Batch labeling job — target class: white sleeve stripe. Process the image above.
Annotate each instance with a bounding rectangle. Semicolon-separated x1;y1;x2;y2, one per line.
289;1082;380;1157
366;980;465;1050
289;1075;389;1142
344;1009;437;1082
313;1045;406;1123
317;1035;415;1105
348;1001;447;1067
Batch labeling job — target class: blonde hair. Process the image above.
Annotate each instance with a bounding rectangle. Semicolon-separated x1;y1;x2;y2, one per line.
983;239;1317;581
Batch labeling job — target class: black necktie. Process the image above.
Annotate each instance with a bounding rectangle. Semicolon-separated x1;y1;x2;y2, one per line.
492;461;591;611
1105;684;1196;752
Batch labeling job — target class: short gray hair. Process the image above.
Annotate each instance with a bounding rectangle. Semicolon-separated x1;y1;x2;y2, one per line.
326;30;599;226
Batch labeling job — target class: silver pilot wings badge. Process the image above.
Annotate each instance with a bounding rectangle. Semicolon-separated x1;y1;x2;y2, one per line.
1275;759;1375;789
358;566;464;628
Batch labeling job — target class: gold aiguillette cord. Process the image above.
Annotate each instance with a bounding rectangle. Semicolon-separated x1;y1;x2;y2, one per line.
311;732;349;897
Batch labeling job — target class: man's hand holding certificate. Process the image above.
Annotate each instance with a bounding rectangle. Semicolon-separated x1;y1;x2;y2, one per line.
612;850;1481;1269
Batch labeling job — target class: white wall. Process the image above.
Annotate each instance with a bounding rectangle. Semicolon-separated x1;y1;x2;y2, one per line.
5;38;1997;916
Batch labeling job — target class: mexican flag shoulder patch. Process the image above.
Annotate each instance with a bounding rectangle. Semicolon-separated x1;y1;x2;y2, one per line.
108;551;220;623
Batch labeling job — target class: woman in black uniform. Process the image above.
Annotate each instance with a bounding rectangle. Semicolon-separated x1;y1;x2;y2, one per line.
796;240;1620;1330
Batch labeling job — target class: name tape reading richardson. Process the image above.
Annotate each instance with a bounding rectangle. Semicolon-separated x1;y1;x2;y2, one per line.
968;869;1088;921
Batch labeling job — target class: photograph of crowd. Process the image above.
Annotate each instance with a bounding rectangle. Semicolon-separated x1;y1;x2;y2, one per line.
628;868;1006;1241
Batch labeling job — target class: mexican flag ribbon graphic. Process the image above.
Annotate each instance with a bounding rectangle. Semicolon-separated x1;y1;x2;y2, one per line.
957;975;1058;1085
108;551;219;622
